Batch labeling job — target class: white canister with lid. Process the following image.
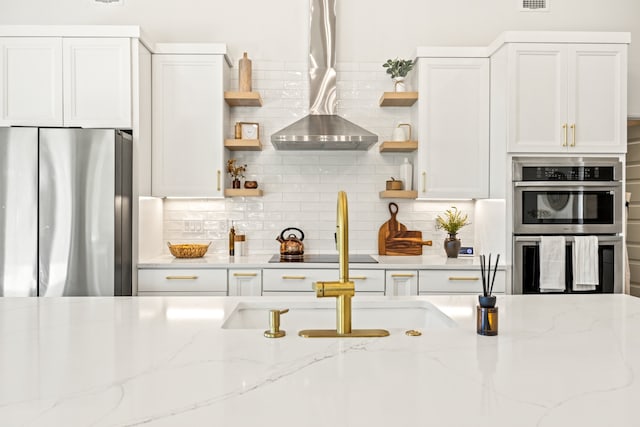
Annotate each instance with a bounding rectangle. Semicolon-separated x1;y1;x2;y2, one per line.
234;234;247;256
399;158;413;191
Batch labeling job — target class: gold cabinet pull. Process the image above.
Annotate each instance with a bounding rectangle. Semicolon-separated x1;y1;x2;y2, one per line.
562;123;568;147
217;170;221;191
448;276;479;281
282;275;306;280
422;172;427;193
233;272;258;277
391;273;415;278
570;124;576;147
165;275;198;280
350;276;367;280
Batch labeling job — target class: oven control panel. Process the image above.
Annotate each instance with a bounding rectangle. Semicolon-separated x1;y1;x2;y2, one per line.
522;166;615;181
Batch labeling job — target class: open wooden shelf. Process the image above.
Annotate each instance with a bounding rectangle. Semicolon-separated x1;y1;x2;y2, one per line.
379;140;418;152
379;92;418;107
224;188;263;197
224;91;263;107
629;119;640;127
379;190;418;199
224;139;262;151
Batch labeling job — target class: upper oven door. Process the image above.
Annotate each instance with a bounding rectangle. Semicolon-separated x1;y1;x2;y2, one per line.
513;181;622;235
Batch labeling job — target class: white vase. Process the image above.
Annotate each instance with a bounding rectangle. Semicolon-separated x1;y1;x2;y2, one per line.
393;77;406;92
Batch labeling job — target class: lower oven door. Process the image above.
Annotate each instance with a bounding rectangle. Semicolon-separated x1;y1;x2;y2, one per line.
513;182;622;235
513;235;622;294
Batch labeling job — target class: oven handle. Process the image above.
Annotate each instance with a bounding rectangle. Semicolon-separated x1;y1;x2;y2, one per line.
514;235;623;243
514;181;621;188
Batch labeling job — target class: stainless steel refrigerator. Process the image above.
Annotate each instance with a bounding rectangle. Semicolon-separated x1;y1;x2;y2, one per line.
0;127;132;296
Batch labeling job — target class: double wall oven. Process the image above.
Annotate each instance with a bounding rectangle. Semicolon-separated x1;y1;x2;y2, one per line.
512;157;623;294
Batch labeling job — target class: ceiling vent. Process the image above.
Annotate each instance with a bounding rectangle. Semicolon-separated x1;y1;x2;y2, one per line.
93;0;123;4
519;0;549;11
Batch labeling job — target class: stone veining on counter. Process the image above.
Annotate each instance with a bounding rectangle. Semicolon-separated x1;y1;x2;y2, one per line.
1;294;640;426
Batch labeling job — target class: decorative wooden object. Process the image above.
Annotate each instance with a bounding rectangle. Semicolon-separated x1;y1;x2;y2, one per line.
378;203;432;255
239;52;252;92
379;92;418;107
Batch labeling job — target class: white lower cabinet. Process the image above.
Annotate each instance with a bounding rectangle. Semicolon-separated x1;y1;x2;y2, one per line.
418;269;505;294
262;269;384;296
228;269;262;296
385;270;418;296
138;269;227;296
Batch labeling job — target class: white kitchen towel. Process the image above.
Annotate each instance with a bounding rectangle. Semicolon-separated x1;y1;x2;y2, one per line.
539;236;566;292
572;236;598;291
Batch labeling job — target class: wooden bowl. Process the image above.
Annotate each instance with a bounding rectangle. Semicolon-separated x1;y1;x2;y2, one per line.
244;180;258;189
167;242;211;258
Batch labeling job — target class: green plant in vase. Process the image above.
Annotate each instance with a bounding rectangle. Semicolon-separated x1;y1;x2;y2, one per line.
382;58;415;92
435;206;470;258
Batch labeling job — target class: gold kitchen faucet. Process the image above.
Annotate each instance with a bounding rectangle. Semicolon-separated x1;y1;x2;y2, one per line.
298;191;389;338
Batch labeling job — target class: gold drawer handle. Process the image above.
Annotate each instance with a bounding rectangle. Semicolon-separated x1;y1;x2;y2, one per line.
165;275;198;280
233;273;258;277
217;170;221;191
350;276;367;280
448;276;479;281
391;274;415;278
282;275;306;280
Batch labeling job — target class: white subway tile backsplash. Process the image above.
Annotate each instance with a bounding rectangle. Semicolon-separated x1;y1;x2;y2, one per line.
162;60;476;256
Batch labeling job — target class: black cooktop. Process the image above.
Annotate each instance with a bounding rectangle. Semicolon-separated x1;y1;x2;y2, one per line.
268;254;378;263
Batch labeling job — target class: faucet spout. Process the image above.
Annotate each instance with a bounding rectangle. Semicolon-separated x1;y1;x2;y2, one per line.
299;191;389;338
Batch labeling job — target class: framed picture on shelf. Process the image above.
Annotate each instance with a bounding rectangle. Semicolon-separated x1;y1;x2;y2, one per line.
237;122;259;140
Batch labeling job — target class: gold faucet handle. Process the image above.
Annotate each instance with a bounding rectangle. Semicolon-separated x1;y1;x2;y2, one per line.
313;281;355;297
264;309;288;338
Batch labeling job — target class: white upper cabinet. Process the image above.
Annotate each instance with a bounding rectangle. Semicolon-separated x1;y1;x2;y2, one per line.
506;43;627;153
415;57;489;199
151;53;227;198
0;36;132;128
0;38;62;126
62;38;131;128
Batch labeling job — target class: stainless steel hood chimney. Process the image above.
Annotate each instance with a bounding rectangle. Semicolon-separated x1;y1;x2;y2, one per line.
271;0;378;150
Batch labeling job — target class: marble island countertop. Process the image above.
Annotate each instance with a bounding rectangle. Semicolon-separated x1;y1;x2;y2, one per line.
1;294;639;426
138;253;505;270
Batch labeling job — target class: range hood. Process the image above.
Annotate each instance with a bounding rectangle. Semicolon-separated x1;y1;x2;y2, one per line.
271;0;378;150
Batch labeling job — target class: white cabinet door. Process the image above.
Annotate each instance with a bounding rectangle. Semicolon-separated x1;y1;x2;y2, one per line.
417;58;489;199
138;268;227;294
228;269;262;296
418;269;505;294
506;43;627;154
63;38;131;128
152;54;225;197
567;44;627;153
507;44;567;153
385;270;418;296
262;269;384;294
0;37;62;126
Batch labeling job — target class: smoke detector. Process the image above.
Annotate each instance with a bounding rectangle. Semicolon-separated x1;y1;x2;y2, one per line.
519;0;549;11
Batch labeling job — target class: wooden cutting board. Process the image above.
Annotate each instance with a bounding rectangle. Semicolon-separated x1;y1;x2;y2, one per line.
378;203;406;254
385;230;433;256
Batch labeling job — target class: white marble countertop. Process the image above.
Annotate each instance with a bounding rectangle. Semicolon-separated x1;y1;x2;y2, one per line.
1;294;639;426
138;254;505;270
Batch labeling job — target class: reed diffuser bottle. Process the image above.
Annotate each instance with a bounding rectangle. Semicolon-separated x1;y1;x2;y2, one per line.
477;253;500;336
